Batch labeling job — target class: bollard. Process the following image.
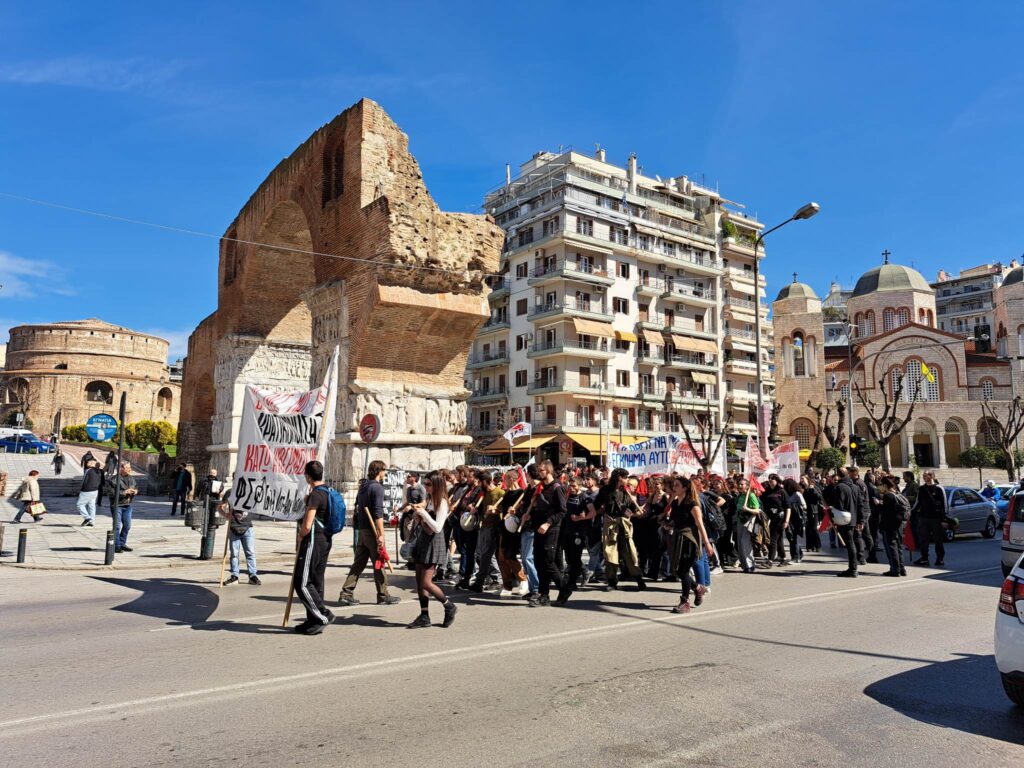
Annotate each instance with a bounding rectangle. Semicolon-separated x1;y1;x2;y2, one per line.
199;531;215;561
104;530;115;565
17;528;27;563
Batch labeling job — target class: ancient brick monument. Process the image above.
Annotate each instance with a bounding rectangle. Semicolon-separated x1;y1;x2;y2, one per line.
178;99;503;495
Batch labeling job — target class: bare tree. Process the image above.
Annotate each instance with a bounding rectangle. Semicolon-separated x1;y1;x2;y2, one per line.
807;398;847;470
854;374;919;471
979;397;1024;481
679;400;733;472
767;402;783;446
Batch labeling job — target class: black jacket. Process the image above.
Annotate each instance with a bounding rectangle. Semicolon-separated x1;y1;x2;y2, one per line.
916;484;946;519
824;480;859;524
528;481;566;531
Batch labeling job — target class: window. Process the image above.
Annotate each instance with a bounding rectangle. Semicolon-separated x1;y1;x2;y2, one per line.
982;380;994;400
85;380;113;405
515;262;528;279
883;308;896;332
617;262;630;279
890;367;903;401
576;218;594;237
480;411;491;430
616;370;630;387
542;217;560;237
613;297;629;314
515;370;528;387
516;298;528;316
157;387;173;411
638;235;650;251
896;307;910;327
793;421;813;450
609;226;628;245
517;228;534;247
840;383;850;402
614;338;631;352
924;365;939;401
792;332;805;377
661;240;675;256
515;333;529;351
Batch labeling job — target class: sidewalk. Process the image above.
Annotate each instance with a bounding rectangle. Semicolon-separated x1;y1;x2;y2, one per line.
0;493;335;571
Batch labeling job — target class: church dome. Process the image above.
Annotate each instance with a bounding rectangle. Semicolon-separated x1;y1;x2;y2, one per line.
851;262;931;298
775;281;818;302
1003;266;1023;288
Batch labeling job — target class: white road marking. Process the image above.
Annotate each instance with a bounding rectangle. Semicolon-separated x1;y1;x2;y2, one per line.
0;565;998;733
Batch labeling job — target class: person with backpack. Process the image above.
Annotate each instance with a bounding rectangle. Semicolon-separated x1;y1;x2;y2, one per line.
338;459;400;607
219;501;261;585
293;460;335;635
783;478;806;564
760;475;791;567
878;476;909;577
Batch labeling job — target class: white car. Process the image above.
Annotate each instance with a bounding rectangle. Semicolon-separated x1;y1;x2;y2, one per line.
996;552;1024;706
1004;492;1024;576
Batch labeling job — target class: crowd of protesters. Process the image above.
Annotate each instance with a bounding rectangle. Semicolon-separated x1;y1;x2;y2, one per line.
328;460;949;629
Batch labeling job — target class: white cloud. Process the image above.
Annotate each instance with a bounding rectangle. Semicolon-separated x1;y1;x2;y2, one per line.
0;56;188;92
0;251;71;299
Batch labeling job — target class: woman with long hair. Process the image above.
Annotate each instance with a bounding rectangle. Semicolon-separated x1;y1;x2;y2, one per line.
783;477;806;563
667;476;714;614
801;474;823;552
407;470;458;628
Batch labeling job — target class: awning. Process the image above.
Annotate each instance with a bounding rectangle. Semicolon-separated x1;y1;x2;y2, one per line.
483;434;555;453
726;336;758;351
573;318;614;337
615;330;638;343
692;371;717;385
669;335;718;355
641;328;664;345
563;236;613;255
565;432;648;453
727;308;756;324
633;223;662;238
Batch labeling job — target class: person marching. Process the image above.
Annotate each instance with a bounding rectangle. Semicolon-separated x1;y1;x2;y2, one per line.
495;470;528;598
407;470;458;628
596;468;646;591
293;460;334;635
469;471;504;593
339;459;400;607
557;476;597;604
734;477;760;573
667;476;715;614
525;460;567;607
878;476;909;577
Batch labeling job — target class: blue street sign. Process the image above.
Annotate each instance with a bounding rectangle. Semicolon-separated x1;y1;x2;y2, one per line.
86;413;118;442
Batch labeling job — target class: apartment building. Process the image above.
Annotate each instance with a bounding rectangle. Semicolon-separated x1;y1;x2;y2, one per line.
932;261;1017;343
466;148;773;465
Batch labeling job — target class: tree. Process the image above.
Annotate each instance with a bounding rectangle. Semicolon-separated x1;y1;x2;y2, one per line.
151;421;177;451
767;402;783;446
807;398;847;470
815;447;846;475
960;445;997;487
858;440;882;469
678;399;732;473
979;397;1024;481
854;373;920;471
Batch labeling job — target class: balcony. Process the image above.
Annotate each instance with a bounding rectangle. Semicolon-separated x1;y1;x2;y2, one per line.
661;282;716;306
527;259;615;288
634;240;722;275
479;316;510;334
726;389;758;404
636;276;666;296
468;386;508;403
664;352;718;372
665;320;717;340
530;416;561;431
724;266;767;286
724;358;760;376
528;296;613;322
528;337;615;360
527;375;564;396
467;350;510;370
637;346;663;364
486;277;510;301
937;300;992;316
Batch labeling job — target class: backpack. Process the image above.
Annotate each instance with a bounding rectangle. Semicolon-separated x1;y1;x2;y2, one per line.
700;493;726;537
892;491;911;523
325;486;347;536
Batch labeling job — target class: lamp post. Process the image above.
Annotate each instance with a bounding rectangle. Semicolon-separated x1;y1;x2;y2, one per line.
590;359;605;467
752;202;819;455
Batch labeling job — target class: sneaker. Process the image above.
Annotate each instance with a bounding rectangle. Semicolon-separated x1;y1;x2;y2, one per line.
671;601;691;614
537;594;550;606
441;602;458;628
882;571;900;577
934;559;945;567
407;613;431;629
553;591;570;607
517;582;530;597
899;569;908;576
115;547;124;554
711;566;724;575
85;520;94;527
913;558;929;566
301;622;325;635
337;594;360;606
523;590;539;602
526;594;541;607
636;576;647;592
693;584;706;607
498;588;514;598
468;583;484;594
603;582;618;592
293;619;314;634
80;519;90;527
324;609;336;623
121;546;133;553
248;575;261;586
377;595;401;605
224;575;239;586
837;570;858;578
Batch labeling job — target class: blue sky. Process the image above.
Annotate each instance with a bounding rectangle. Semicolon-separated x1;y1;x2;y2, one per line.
2;1;1023;360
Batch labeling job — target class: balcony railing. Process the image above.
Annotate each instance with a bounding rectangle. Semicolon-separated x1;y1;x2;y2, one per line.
530;259;613;282
665;352;717;368
637;276;666;292
482;315;509;329
528;296;610;319
663;282;716;302
468;350;510;366
531;337;612;354
470;386;508;399
530;417;560;430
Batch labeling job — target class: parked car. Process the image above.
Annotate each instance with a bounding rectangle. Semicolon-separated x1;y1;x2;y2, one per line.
941;486;1000;541
1004;490;1024;577
995;552;1024;706
986;484;1017;526
0;433;56;454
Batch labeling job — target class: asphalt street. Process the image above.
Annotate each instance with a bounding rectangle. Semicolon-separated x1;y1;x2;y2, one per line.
0;537;1020;767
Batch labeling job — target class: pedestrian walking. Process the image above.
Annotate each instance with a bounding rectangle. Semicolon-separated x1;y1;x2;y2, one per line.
802;475;823;552
824;469;860;577
338;460;400;606
292;460;334;635
51;449;65;476
783;477;806;563
170;464;193;516
527;460;566;607
734;477;760;573
761;475;790;566
913;471;947;567
220;502;261;585
77;459;103;526
407;470;457;628
469;471;504;593
12;470;44;523
597;468;646;591
106;461;137;552
878;477;909;577
667;476;714;614
557;477;597;604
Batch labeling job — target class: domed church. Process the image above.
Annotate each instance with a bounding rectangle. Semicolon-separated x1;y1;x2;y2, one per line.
773;255;1018;472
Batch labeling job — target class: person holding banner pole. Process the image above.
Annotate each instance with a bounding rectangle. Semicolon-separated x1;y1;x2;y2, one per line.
291;461;334;634
735;477;760;573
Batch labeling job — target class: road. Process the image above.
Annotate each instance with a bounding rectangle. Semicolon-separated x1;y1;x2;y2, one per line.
0;537;1020;767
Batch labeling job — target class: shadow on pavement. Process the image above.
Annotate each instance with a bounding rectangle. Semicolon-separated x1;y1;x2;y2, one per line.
864;654;1024;744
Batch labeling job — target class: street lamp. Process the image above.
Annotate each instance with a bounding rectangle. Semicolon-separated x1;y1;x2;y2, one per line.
590;358;605;467
752;202;820;454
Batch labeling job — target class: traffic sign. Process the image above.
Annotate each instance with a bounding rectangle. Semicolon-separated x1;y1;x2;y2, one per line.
86;413;118;441
359;413;381;444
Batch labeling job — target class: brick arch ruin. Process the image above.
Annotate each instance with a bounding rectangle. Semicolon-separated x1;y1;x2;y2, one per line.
178;98;503;489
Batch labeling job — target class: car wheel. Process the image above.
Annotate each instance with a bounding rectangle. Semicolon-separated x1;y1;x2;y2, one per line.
982;517;998;539
944;527;956;542
1002;673;1024;707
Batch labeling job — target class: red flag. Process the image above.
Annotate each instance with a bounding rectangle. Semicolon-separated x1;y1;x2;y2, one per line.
637;476;648;496
516;465;527;489
818;507;832;533
748;473;765;494
903;523;916;553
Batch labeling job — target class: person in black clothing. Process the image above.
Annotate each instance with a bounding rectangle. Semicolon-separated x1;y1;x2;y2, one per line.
293;460;334;635
556;476;596;605
339;460;400;606
596;468;646;591
913;471;947;566
761;475;790;566
863;471;883;563
848;467;871;566
528;460;566;607
801;476;823;552
878;477;908;577
824;469;861;577
170;464;193;516
667;476;714;614
636;476;668;580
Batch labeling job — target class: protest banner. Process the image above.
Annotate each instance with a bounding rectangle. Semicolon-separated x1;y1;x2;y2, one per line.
607;434;726;476
744;436;801;483
503;421;532;443
231;348;339;521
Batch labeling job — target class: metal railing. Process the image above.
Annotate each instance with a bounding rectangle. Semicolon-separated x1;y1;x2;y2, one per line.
468;350;510;365
528;296;610;318
530;259;611;281
531;337;611;354
663;282;716;301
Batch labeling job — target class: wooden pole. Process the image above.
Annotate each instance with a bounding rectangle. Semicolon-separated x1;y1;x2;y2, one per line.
281;529;300;628
218;525;231;588
364;506;395;574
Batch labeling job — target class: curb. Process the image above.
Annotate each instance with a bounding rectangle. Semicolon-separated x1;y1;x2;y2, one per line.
0;552;299;572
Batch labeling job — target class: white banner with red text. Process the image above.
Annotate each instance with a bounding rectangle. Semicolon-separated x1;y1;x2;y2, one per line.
607;433;727;476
